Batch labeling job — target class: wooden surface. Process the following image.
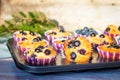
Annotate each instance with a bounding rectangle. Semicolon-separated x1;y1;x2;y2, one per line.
0;58;120;80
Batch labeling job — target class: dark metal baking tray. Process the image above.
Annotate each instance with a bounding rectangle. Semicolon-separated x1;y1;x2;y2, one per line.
7;39;120;74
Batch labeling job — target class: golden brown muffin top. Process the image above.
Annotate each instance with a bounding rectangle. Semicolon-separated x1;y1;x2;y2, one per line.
26;46;56;59
46;29;71;39
87;33;113;44
105;24;120;35
98;43;120;53
64;36;92;63
15;31;40;38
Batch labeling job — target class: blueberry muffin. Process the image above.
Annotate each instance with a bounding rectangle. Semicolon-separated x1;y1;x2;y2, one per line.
87;33;113;50
13;31;41;43
17;36;48;54
115;35;120;45
104;24;120;38
97;43;120;61
44;29;72;43
64;36;92;63
24;46;57;66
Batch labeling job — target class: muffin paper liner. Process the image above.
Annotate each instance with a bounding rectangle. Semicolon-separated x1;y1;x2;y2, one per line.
97;47;120;61
24;53;56;66
44;30;72;44
104;31;119;39
115;36;120;45
52;38;67;59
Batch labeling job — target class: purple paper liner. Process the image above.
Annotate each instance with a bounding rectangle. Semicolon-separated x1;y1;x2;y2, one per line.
115;36;120;45
97;47;120;61
13;35;22;43
104;31;119;39
24;53;56;66
116;40;120;45
52;41;64;51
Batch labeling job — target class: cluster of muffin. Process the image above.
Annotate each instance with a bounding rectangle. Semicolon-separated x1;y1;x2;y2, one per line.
13;31;56;66
13;24;120;66
75;24;120;61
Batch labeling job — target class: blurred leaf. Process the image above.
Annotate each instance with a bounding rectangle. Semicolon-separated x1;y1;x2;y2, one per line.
19;11;26;18
28;12;35;19
0;11;57;37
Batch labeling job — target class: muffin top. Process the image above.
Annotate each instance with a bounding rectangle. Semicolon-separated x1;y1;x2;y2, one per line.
104;24;120;35
25;46;57;59
18;37;48;49
64;36;92;63
87;33;113;44
45;29;71;39
14;31;41;40
98;43;120;53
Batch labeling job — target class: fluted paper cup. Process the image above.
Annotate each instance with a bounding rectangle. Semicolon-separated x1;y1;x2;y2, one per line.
115;36;120;45
24;53;56;66
97;47;120;61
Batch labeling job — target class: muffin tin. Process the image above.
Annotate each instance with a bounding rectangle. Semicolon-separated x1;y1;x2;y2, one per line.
7;38;120;74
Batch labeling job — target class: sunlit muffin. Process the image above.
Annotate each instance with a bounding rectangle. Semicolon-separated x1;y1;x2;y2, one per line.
104;24;120;38
24;46;57;66
97;43;120;61
17;36;49;54
64;36;92;63
13;31;41;43
87;33;113;50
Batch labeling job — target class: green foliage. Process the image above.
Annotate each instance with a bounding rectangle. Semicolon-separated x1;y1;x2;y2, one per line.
0;11;58;37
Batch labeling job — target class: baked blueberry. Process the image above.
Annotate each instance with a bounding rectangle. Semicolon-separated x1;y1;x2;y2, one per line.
33;37;41;42
44;49;51;55
99;34;105;38
35;48;42;53
78;49;86;55
20;31;27;35
107;43;120;49
30;31;36;36
90;32;96;37
22;37;27;41
61;40;65;42
59;29;65;32
70;52;76;60
37;46;44;49
31;54;37;58
74;40;81;47
51;32;57;35
118;26;120;31
68;41;74;48
105;27;110;32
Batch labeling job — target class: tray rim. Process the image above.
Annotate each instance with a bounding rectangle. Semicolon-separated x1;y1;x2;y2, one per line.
7;38;120;74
